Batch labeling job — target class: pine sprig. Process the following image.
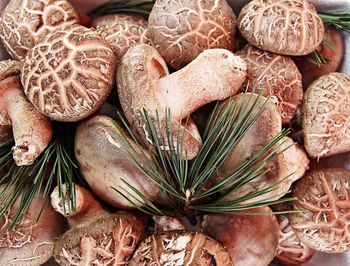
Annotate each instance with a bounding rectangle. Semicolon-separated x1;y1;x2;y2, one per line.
319;9;350;32
89;0;155;17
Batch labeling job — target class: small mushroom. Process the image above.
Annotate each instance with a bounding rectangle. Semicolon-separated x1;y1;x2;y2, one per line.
0;0;79;60
202;206;280;266
117;44;247;159
302;72;350;158
153;216;187;232
289;168;350;253
21;24;117;122
148;0;237;69
237;45;303;124
129;230;233;265
75;114;160;208
0;60;52;165
238;0;324;56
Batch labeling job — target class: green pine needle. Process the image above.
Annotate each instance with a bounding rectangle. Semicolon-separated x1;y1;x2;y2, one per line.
319;9;350;32
89;0;155;17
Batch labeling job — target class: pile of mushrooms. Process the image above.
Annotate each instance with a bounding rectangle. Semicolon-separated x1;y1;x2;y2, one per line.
0;0;350;265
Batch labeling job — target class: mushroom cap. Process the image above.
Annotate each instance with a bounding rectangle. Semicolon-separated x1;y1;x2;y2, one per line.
238;0;324;56
237;45;303;124
302;72;350;158
21;24;116;122
289;168;350;253
0;0;79;60
148;0;237;69
202;206;280;266
0;59;21;80
129;230;233;265
53;212;144;265
275;214;315;266
92;14;149;61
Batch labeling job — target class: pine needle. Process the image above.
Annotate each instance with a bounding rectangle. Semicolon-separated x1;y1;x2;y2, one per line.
89;0;155;17
319;9;350;32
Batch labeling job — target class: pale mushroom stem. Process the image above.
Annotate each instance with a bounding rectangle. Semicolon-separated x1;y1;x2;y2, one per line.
0;76;52;166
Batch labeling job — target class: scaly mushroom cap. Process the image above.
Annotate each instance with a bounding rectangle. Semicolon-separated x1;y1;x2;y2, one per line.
92;14;149;60
289;168;350;253
202;206;280;266
148;0;237;69
237;45;303;124
302;72;350;158
275;215;315;266
153;216;188;232
21;24;116;122
53;212;144;266
129;230;233;265
0;0;79;60
238;0;324;56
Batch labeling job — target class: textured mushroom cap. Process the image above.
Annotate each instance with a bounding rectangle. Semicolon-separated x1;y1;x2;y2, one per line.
148;0;237;69
0;0;79;60
92;14;149;61
0;188;65;266
237;45;303;124
53;212;144;265
275;215;315;266
0;59;21;80
129;230;233;265
289;168;350;253
21;24;116;122
153;216;188;232
238;0;324;56
302;72;350;158
202;206;279;266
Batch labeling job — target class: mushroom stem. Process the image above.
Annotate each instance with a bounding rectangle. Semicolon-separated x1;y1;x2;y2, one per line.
0;76;52;166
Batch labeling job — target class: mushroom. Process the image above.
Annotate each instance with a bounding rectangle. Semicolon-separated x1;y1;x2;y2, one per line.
117;44;247;159
0;0;79;60
129;230;233;265
237;45;303;124
302;72;350;158
238;0;324;56
148;0;237;69
0;60;52;165
274;214;315;266
51;184;145;265
0;185;65;266
153;216;188;232
21;24;117;122
289;168;350;253
75;114;160;209
202;206;280;266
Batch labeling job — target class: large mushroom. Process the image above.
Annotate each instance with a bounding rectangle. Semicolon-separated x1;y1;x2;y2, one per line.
148;0;237;69
117;44;247;159
21;24;117;122
0;0;79;60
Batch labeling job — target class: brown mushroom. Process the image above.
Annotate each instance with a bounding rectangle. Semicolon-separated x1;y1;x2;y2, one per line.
51;184;145;265
238;0;324;56
0;0;79;60
237;45;303;124
117;44;246;159
302;72;350;158
75;114;160;209
21;24;117;122
0;60;52;165
289;168;350;253
0;185;65;266
202;206;280;266
148;0;237;69
129;230;233;265
153;216;188;232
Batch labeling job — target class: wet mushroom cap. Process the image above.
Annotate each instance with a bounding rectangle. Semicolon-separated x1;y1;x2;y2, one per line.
238;0;324;56
148;0;237;69
21;24;117;122
302;72;350;158
289;168;350;253
0;0;79;60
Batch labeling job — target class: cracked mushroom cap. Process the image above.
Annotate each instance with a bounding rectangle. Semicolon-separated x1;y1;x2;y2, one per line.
289;168;350;253
148;0;237;70
129;230;233;265
53;212;144;266
238;0;324;56
237;45;303;124
21;24;116;122
0;0;79;61
302;72;350;158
